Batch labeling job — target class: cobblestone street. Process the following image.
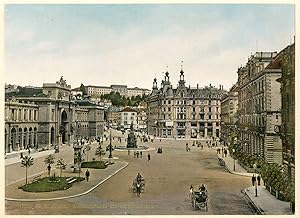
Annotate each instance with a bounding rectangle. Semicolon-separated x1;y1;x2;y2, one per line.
6;135;254;215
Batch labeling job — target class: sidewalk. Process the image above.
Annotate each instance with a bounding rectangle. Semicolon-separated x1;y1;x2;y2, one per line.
5;161;128;201
217;149;291;215
5;149;56;166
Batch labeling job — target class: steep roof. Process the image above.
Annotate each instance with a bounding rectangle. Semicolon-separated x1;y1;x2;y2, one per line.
120;107;138;113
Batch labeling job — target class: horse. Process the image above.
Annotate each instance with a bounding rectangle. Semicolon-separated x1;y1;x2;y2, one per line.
136;182;141;197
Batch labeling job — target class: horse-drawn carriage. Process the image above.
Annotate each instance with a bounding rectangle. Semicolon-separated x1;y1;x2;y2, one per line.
132;177;145;197
191;190;208;211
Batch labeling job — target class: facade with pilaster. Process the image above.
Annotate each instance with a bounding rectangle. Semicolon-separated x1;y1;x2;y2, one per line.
147;69;226;139
4;77;105;156
237;51;282;164
276;43;295;185
220;83;239;146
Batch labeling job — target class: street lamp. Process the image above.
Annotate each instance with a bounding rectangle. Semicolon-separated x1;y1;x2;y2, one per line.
253;163;258;197
232;148;236;171
108;127;113;158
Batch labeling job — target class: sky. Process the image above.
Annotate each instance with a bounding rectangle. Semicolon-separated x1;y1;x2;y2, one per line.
4;4;295;90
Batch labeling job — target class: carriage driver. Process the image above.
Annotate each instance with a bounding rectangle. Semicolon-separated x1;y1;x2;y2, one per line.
136;172;143;182
199;184;207;192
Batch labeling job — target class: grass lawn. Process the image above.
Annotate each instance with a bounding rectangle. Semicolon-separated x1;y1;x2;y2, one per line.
19;177;85;192
81;161;108;169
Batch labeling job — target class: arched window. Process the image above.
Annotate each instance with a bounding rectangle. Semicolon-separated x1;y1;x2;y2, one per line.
18;128;22;149
11;128;17;151
34;127;37;146
29;127;32;148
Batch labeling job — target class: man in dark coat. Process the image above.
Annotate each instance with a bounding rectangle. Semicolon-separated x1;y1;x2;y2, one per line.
85;169;90;181
257;174;261;186
252;174;256;186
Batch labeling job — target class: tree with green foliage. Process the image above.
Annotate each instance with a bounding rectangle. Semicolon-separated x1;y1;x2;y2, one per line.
44;155;55;177
80;83;87;95
56;158;67;177
21;155;34;185
95;145;106;161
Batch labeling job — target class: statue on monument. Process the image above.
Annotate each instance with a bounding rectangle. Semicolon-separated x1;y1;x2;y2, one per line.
127;122;137;148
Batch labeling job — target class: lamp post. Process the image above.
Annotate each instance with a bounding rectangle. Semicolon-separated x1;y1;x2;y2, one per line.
108;127;113;158
232;148;236;171
253;163;258;197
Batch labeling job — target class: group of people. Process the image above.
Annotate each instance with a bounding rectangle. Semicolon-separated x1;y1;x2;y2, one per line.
134;151;143;158
129;150;151;161
190;184;207;196
216;148;227;157
252;174;261;186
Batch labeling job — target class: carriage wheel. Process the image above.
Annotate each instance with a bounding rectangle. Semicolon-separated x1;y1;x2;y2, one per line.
193;199;196;210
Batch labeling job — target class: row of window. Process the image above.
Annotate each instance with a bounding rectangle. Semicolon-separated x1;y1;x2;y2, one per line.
240;115;266;127
161;106;220;113
9;108;38;122
160;114;220;120
161;99;220;105
123;112;136;116
240;78;265;100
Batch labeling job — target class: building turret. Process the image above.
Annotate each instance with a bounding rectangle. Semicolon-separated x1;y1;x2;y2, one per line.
152;78;158;90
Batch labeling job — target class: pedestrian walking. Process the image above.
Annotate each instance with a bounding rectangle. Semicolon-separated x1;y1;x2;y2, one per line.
257;174;261;186
128;150;130;155
224;149;227;157
147;153;151;161
134;151;136;158
20;152;23;159
137;152;139;158
85;169;90;181
252;174;256;186
140;151;142;158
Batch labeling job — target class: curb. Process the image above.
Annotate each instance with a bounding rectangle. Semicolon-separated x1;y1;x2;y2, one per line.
217;155;252;177
242;189;265;215
5;162;129;202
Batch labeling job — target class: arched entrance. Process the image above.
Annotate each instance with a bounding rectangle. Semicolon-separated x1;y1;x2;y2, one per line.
50;126;55;145
29;127;32;148
11;128;17;152
34;127;37;148
61;111;68;144
23;128;28;149
18;128;23;149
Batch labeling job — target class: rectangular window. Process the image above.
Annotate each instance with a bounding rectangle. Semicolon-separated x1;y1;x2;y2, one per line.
52;109;55;121
11;109;15;120
19;109;22;121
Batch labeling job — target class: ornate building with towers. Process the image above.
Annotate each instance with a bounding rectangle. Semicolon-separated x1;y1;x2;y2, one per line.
4;77;105;157
147;66;226;139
